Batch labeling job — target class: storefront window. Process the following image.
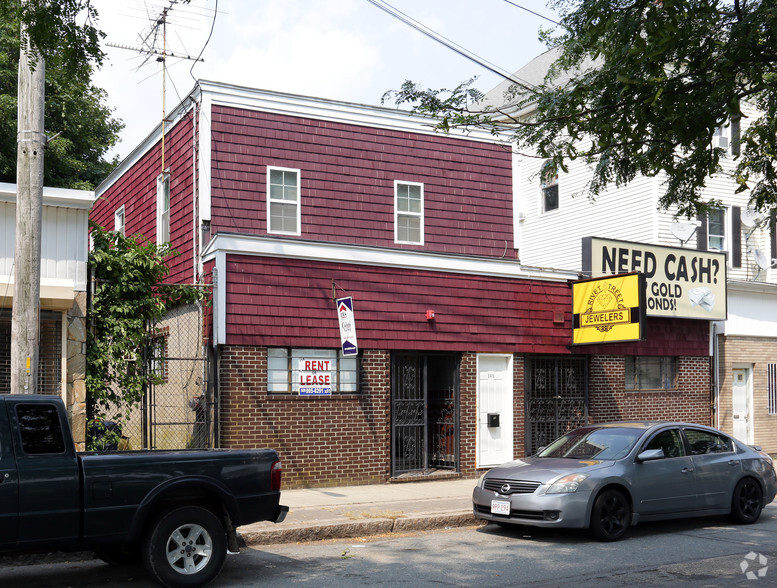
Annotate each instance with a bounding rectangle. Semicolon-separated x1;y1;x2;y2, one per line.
624;356;677;391
267;348;360;395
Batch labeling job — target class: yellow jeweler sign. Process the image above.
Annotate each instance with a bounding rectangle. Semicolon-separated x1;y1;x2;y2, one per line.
573;273;646;345
582;237;727;321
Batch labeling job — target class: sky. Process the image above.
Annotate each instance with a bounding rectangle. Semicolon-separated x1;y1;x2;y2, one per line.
89;0;559;160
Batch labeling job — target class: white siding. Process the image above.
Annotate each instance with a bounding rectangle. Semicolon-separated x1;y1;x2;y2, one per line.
516;150;659;272
0;202;89;291
725;286;777;337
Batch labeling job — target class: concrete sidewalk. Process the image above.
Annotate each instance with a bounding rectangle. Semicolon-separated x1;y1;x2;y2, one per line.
238;477;481;546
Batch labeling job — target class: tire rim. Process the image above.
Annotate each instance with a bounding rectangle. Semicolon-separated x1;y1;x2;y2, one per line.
600;495;627;537
165;523;213;575
739;483;761;518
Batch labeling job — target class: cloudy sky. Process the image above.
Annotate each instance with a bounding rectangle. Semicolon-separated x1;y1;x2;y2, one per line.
89;0;559;159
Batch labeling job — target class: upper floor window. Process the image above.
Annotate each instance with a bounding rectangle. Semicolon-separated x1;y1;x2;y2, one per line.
625;356;677;391
713;118;741;157
156;172;170;244
267;167;301;235
114;205;125;237
395;181;424;245
540;161;559;213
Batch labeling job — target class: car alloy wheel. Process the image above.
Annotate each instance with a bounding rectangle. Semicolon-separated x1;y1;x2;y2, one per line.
730;478;763;524
589;489;631;542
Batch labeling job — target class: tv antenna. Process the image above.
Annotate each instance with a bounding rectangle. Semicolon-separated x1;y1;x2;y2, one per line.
106;1;205;174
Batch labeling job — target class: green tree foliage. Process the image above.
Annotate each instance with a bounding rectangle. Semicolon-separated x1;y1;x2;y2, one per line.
385;1;777;217
0;0;122;189
87;223;207;450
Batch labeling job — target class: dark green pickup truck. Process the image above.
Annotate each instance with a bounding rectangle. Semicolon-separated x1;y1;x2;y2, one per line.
0;394;288;587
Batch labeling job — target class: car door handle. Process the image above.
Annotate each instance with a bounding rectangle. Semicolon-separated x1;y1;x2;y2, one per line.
728;460;739;466
682;467;695;474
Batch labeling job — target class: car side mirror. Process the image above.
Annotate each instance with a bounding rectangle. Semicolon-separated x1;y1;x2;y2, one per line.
636;448;665;462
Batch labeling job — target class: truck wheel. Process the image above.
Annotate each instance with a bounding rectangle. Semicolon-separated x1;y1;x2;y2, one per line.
142;506;227;588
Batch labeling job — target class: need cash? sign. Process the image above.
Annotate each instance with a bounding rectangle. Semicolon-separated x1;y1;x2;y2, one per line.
582;237;727;320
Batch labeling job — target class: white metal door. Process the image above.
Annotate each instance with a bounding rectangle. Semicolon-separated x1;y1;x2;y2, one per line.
732;367;753;444
477;354;513;467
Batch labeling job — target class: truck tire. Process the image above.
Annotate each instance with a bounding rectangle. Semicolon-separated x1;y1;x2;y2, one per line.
142;505;227;588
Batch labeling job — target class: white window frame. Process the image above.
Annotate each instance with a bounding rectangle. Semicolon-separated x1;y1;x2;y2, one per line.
394;180;424;245
713;118;741;156
156;172;170;244
267;166;301;236
706;207;728;253
114;205;125;237
540;161;559;214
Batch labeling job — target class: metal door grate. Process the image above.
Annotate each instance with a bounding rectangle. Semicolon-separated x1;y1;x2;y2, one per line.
525;356;588;455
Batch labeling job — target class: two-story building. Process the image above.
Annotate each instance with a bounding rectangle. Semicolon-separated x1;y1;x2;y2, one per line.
92;80;713;488
484;48;777;452
1;182;92;448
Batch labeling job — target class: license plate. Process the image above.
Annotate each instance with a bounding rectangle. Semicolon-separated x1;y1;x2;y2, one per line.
491;500;510;515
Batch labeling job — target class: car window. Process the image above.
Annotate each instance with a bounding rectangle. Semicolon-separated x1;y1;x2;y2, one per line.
684;428;733;455
537;427;642;460
16;403;66;455
643;429;685;459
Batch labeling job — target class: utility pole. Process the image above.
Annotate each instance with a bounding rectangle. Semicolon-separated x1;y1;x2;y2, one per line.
12;13;45;394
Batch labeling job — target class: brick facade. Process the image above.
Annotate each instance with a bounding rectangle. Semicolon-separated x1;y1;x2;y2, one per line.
589;355;711;424
717;335;777;453
221;346;712;488
220;347;391;488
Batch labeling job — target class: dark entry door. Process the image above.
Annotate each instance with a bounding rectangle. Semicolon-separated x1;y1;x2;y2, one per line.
525;356;588;455
391;353;459;476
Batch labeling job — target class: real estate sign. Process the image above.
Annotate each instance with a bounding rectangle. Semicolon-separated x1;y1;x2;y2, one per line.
582;237;727;320
572;273;646;345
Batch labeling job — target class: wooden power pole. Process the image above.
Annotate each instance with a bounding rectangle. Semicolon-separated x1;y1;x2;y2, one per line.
12;21;45;394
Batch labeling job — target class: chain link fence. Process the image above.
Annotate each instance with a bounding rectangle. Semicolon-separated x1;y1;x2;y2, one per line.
110;301;215;450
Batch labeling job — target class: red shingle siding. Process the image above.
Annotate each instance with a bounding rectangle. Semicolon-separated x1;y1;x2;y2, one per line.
210;106;515;258
91;114;196;284
224;254;573;354
575;318;710;357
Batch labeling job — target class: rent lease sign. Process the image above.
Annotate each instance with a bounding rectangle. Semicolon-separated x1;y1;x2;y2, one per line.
582;237;727;320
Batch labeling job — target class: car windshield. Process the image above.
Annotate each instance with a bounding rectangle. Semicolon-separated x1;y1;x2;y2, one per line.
537;427;643;460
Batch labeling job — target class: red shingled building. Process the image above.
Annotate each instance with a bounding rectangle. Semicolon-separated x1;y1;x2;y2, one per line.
92;81;711;488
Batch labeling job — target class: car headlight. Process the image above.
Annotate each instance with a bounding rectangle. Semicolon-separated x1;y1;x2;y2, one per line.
477;472;487;488
546;473;589;494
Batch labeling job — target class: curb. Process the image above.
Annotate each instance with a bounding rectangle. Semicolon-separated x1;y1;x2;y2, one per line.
238;510;481;546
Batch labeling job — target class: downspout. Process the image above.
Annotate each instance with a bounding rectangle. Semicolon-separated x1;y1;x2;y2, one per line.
192;98;198;284
712;321;720;429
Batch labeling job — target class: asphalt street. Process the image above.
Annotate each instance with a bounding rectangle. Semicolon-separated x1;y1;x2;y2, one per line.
2;504;775;587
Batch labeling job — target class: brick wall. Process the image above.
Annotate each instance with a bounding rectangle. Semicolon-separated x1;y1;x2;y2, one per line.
589;355;711;424
219;346;391;488
717;335;777;452
459;353;477;476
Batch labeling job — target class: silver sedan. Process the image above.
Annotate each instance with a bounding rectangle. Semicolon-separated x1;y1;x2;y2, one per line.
473;421;777;541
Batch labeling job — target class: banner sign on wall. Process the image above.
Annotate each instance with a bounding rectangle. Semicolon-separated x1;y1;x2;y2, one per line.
572;272;646;345
336;296;358;356
582;237;727;320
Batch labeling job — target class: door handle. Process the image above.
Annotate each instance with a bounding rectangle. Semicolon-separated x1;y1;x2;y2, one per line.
728;460;739;466
682;467;695;474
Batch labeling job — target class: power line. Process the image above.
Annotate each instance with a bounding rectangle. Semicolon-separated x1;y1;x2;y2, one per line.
364;0;538;90
502;0;561;26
